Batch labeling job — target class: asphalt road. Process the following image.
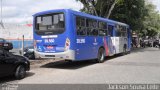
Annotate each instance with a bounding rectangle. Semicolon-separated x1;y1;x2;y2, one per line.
1;47;160;84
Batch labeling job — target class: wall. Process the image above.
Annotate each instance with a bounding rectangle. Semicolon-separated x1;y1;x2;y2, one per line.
0;23;33;49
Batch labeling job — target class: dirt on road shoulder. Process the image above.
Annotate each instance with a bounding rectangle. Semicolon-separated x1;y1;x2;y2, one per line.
29;59;63;69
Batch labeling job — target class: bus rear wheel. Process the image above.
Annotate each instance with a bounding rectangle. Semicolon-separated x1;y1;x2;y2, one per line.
122;44;127;55
97;48;105;63
122;47;127;55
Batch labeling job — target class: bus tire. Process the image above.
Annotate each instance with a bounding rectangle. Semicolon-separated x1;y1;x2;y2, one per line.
127;51;131;54
122;45;127;55
97;48;105;63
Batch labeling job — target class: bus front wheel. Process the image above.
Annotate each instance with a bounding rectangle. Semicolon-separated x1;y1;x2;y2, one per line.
97;48;105;63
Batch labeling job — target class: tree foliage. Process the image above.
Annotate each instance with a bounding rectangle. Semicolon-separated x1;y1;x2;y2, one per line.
76;0;160;37
142;4;160;37
110;0;147;31
76;0;121;18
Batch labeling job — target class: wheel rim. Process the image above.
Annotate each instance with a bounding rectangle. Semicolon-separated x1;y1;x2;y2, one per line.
100;53;104;61
98;49;104;62
19;67;25;78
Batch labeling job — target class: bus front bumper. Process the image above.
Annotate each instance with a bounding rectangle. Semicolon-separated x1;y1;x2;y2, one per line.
34;50;75;60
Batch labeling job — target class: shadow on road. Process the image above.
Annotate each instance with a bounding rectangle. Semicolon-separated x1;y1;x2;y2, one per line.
131;47;160;53
0;72;35;84
40;54;125;70
106;61;160;67
41;60;97;70
104;54;124;61
40;52;128;69
39;47;160;69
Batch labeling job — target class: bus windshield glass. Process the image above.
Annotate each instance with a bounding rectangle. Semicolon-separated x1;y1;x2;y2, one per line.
35;13;65;35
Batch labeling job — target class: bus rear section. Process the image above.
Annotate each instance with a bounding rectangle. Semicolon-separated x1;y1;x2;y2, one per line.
33;11;75;60
112;25;131;54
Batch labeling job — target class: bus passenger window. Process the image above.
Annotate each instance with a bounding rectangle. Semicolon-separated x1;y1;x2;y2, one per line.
76;17;81;26
121;26;127;37
37;17;41;24
98;21;107;36
115;25;128;37
92;20;98;28
86;28;90;35
122;32;127;37
42;16;52;25
53;15;59;24
86;19;98;36
35;13;65;35
76;17;86;36
116;30;121;37
99;30;106;36
108;25;114;36
91;29;98;36
59;14;64;21
77;27;86;36
81;18;85;26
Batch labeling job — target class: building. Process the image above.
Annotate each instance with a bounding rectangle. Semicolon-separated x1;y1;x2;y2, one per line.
0;23;33;49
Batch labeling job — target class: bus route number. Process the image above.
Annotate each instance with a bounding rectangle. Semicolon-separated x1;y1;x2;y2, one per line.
77;39;85;44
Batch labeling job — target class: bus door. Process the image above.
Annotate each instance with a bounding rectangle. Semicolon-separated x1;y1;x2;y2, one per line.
121;26;128;52
107;24;115;55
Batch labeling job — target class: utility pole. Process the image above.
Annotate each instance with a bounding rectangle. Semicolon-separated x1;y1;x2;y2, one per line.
22;35;24;56
0;0;4;29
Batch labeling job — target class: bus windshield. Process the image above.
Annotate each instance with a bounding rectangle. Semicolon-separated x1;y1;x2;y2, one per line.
35;13;65;35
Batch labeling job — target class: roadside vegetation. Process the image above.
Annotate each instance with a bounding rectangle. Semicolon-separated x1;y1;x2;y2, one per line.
76;0;160;37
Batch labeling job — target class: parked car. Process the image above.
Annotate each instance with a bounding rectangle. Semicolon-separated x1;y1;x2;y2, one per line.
0;49;30;79
153;40;159;48
0;38;13;51
19;46;35;59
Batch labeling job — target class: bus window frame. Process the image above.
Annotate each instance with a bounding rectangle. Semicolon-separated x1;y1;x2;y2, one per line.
35;13;66;35
98;21;108;36
76;16;87;36
121;26;127;37
86;18;98;36
108;25;114;37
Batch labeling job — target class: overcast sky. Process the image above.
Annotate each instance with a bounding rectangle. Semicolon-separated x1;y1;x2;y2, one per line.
151;0;160;12
1;0;83;23
0;0;160;24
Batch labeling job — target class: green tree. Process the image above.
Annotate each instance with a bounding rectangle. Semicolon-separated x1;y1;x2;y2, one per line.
110;0;147;32
77;0;160;37
76;0;122;18
142;3;160;37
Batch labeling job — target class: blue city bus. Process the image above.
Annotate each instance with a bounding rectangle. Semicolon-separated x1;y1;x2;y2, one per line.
33;9;131;62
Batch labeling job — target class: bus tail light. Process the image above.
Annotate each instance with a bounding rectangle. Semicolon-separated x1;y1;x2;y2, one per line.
64;38;70;51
